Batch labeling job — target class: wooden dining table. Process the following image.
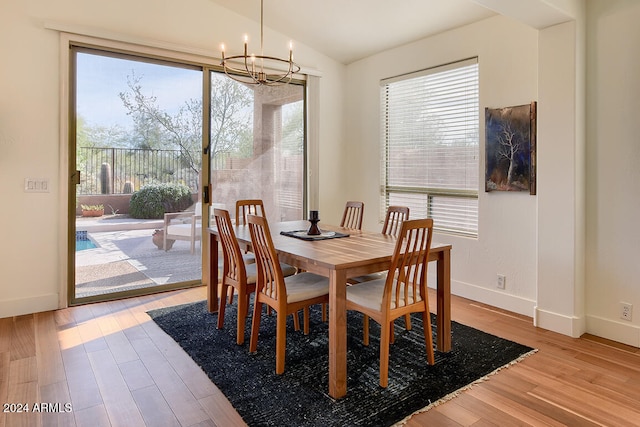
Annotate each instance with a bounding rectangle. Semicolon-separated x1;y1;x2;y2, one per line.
207;220;452;399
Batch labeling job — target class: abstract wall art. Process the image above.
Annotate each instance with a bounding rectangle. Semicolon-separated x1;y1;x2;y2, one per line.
485;102;537;194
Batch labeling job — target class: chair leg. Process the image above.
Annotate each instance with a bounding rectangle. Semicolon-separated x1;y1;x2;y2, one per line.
321;303;327;322
292;311;301;331
303;307;310;335
379;320;391;388
236;290;247;345
363;315;369;346
249;301;263;353
404;314;412;331
275;311;287;374
228;287;235;305
217;285;228;330
390;322;395;344
422;310;435;365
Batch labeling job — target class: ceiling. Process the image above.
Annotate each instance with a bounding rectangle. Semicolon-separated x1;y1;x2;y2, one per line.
209;0;498;64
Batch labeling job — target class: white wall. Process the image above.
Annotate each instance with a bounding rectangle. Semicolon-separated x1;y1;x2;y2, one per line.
345;15;540;317
345;1;640;347
537;20;585;337
0;0;346;317
584;0;640;346
2;0;639;348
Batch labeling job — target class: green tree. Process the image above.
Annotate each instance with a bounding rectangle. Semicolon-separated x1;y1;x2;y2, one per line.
119;72;253;176
119;72;201;175
209;74;253;158
76;115;129;149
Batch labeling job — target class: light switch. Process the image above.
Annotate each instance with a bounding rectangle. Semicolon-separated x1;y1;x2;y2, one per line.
24;178;50;193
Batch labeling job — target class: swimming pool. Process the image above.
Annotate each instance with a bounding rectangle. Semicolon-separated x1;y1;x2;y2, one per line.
76;230;97;251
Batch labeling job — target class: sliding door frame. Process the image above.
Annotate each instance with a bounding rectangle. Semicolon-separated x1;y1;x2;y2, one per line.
59;31;309;307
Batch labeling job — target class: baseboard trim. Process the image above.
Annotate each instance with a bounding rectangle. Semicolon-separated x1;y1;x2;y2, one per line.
432;280;638;345
533;306;585;338
0;293;59;318
586;314;640;347
446;280;593;338
449;280;536;318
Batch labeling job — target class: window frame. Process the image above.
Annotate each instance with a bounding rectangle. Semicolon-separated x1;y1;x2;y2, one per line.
380;57;479;237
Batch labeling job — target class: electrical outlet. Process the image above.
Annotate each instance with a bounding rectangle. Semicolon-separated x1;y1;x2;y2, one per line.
620;302;633;321
497;274;506;290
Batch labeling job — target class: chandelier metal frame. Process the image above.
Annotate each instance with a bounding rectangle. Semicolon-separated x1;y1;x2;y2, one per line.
220;0;300;86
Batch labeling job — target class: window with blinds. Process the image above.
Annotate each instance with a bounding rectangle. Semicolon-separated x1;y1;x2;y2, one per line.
380;58;479;237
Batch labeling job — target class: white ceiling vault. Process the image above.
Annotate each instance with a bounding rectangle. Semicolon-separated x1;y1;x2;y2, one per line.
208;0;576;65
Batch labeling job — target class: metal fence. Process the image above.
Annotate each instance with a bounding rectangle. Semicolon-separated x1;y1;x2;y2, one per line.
77;147;199;195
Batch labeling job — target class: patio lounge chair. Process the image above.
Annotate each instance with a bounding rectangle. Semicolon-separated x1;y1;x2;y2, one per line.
163;202;201;254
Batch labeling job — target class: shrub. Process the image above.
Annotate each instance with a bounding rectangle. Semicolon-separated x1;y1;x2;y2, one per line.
129;183;193;219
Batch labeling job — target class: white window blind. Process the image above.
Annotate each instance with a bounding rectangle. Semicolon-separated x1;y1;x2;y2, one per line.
380;58;479;237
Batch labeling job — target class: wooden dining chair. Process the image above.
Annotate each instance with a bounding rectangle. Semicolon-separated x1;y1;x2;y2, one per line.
234;199;264;260
234;198;299;319
214;208;297;344
349;205;412;328
247;214;330;374
320;200;365;323
350;206;410;282
228;199;262;300
213;208;257;345
234;199;265;264
346;218;435;388
340;201;364;230
381;205;410;237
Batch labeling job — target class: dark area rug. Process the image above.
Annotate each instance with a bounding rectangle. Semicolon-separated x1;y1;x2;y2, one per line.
148;300;535;427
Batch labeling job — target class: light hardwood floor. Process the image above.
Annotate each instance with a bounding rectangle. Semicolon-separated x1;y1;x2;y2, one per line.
2;286;639;427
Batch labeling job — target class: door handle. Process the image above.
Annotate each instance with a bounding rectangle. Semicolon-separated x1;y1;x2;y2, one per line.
203;185;210;203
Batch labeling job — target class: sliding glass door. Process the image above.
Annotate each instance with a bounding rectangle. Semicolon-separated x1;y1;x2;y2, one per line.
71;48;203;303
69;43;306;305
208;72;306;221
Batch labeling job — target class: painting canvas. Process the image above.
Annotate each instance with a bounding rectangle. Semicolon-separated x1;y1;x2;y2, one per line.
485;102;537;194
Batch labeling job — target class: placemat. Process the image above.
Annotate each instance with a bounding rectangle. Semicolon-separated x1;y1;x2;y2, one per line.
280;229;350;241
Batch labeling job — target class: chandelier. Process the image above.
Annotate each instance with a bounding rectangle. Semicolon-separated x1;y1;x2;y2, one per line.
220;0;300;86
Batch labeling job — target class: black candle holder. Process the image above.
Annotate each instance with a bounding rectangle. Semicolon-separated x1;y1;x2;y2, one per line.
308;210;321;235
308;219;321;235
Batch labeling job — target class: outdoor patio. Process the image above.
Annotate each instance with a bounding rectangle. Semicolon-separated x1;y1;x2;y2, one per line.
75;216;203;298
